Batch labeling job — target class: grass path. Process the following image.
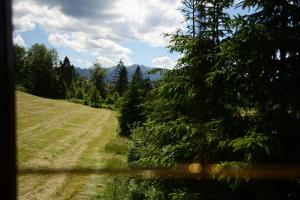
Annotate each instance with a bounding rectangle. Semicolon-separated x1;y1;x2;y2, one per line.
17;91;127;200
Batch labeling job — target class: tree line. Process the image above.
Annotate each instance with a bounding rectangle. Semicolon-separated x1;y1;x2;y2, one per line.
13;43;148;109
116;0;300;199
14;43;74;98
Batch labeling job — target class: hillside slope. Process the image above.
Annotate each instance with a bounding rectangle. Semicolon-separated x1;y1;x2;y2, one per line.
17;91;127;199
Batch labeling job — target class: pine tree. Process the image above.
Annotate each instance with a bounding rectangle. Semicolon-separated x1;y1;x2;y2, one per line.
143;77;152;93
133;65;143;85
210;0;300;162
126;0;300;199
53;56;76;98
60;56;75;87
90;62;107;99
205;0;300;198
119;66;145;137
114;60;128;96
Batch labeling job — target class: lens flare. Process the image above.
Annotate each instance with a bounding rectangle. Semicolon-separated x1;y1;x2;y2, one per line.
188;163;203;174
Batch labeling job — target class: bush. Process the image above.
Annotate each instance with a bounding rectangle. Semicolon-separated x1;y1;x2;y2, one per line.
85;86;101;108
104;138;128;156
105;91;120;105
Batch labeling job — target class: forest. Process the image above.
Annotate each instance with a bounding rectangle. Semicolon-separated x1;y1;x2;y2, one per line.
14;42;138;109
15;0;300;199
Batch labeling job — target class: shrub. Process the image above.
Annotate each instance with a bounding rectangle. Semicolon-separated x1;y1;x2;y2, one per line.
104;138;128;156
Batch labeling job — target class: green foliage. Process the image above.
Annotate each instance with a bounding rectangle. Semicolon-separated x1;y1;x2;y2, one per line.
147;68;166;75
118;66;146;137
127;0;300;199
13;0;300;197
65;75;118;109
14;44;78;99
66;80;86;100
54;56;76;98
104;137;128;156
90;62;107;98
14;45;114;109
13;44;27;86
86;85;101;108
105;91;120;106
208;0;300;164
169;188;201;200
60;56;76;87
114;60;128;96
143;69;196;123
228;131;276;162
129;118;198;168
25;43;58;97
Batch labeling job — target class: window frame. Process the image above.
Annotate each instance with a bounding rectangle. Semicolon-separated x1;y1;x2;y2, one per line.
0;0;17;199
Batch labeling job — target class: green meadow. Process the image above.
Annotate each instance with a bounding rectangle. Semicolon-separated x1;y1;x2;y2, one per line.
17;91;127;199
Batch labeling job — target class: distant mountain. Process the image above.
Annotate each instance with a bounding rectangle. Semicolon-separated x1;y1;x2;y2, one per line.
75;67;91;79
75;64;161;83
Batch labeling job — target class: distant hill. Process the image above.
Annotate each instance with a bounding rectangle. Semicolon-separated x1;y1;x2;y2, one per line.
75;64;161;83
75;67;91;79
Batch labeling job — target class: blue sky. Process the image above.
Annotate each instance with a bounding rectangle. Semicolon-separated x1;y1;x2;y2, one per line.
12;0;248;69
12;0;183;69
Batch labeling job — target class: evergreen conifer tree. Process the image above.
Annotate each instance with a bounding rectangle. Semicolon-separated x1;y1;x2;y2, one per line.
60;56;75;87
119;66;145;137
90;62;107;99
54;56;76;98
114;60;128;96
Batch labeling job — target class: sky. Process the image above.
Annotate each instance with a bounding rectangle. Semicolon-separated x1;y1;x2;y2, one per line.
12;0;184;69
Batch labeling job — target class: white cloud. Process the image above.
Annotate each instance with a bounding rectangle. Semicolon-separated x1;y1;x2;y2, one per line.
12;0;184;67
13;34;26;46
96;56;116;67
13;16;36;32
152;56;176;69
74;58;92;68
111;0;183;47
12;0;183;47
13;1;84;34
48;32;132;66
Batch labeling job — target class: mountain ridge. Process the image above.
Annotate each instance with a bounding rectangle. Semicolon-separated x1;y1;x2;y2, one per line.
75;64;161;83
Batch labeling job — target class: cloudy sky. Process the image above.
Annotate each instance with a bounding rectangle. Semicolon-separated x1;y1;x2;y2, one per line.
12;0;184;69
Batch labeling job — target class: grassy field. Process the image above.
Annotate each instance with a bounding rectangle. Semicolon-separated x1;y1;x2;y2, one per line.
17;91;128;200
